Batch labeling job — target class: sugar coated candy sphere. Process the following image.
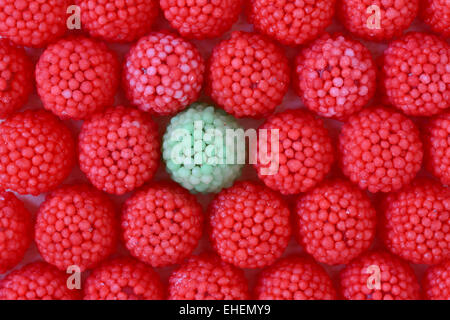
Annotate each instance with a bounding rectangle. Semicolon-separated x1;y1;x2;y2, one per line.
0;40;33;118
0;192;32;274
207;31;290;118
123;32;205;116
255;256;337;300
339;107;423;193
83;257;165;300
162;103;244;194
168;254;249;300
338;0;419;41
160;0;242;39
78;106;161;195
381;32;449;117
122;182;203;267
295;179;377;265
248;0;336;46
422;260;450;300
253;109;334;195
0;110;75;196
77;0;159;42
35;184;118;271
0;0;69;48
382;179;449;265
0;261;80;300
209;181;291;268
339;251;421;300
36;36;120;120
294;33;376;120
421;0;450;38
425;112;450;185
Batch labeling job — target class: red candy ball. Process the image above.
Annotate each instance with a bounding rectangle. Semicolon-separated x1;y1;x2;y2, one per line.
339;251;421;300
248;0;335;46
339;107;423;193
160;0;242;39
423;260;450;300
209;181;291;269
254;109;334;195
0;0;68;48
79;106;161;195
207;31;290;118
83;257;164;300
295;179;376;265
77;0;159;43
122;182;203;267
254;256;337;300
168;254;249;300
382;179;449;265
425;112;450;185
0;192;32;274
35;184;118;272
338;0;419;41
0;40;33;118
421;0;450;38
36;36;120;120
0;110;75;196
123;32;205;116
294;33;376;120
0;261;80;300
381;32;449;117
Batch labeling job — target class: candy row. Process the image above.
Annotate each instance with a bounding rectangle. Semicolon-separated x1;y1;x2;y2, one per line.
2;29;448;121
0;177;448;299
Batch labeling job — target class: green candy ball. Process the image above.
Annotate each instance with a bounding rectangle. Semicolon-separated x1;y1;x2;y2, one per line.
162;103;245;193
